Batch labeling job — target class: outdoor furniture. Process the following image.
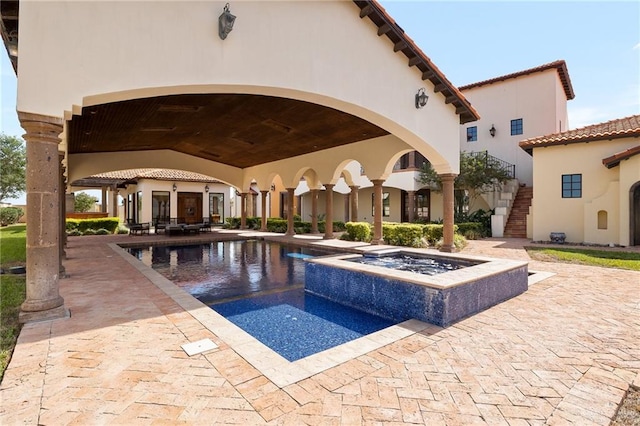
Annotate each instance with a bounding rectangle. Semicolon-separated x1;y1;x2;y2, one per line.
199;217;212;233
127;220;150;236
154;219;170;234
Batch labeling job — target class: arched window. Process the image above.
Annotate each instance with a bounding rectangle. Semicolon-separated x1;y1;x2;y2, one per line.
597;210;607;230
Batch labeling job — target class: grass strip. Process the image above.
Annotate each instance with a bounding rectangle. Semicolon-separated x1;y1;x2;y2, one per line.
526;246;640;271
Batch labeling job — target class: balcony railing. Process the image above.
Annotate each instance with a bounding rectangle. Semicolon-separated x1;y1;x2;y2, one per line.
469;150;516;179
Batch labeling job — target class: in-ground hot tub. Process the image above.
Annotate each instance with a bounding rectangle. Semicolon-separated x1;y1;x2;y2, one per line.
305;248;528;327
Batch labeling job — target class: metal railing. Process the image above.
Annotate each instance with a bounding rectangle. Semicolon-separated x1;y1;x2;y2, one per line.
469;150;516;179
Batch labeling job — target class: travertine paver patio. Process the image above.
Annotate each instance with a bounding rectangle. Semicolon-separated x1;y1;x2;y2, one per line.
1;232;639;425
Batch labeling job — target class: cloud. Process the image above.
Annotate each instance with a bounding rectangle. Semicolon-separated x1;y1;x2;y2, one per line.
634;42;640;50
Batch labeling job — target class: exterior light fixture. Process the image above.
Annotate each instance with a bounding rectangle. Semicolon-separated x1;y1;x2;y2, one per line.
415;88;428;109
218;3;236;40
489;125;496;137
270;184;275;191
205;185;209;193
6;31;18;57
172;183;177;192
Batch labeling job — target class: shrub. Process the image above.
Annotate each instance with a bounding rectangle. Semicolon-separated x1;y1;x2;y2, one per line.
83;229;97;235
117;226;129;235
456;222;486;240
383;223;425;248
95;228;111;235
266;219;287;233
66;218;119;233
344;222;371;242
435;233;468;250
0;207;24;227
66;229;82;236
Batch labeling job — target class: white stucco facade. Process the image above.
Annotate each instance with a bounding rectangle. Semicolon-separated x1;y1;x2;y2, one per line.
459;67;570;187
529;137;640;246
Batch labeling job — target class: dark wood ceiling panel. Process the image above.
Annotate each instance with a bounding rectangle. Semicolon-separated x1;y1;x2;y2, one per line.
67;94;389;169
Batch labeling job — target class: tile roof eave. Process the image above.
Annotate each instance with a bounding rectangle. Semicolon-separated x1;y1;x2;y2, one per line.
459;60;575;101
353;0;480;124
602;144;640;169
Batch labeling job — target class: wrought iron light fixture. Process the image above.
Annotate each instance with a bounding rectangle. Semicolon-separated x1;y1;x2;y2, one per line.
489;125;496;137
415;88;428;109
6;31;18;57
218;3;236;40
270;184;275;191
172;183;177;192
205;185;209;193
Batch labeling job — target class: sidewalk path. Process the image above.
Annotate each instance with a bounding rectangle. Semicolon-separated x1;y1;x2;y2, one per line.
1;233;638;425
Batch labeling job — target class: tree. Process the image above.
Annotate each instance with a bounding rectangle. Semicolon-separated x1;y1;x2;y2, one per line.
74;192;98;213
0;133;26;202
418;151;512;220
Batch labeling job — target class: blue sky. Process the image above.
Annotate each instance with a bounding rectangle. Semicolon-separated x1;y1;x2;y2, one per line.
1;1;639;203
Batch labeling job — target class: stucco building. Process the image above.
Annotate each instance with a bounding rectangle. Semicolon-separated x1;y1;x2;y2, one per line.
520;115;640;247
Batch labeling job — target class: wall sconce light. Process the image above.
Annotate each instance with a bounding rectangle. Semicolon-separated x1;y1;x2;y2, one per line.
7;31;18;57
172;183;177;192
218;3;236;40
204;185;209;193
415;88;429;109
270;184;275;191
489;125;496;138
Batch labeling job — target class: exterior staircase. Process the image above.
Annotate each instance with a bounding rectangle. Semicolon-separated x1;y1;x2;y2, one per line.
503;186;533;238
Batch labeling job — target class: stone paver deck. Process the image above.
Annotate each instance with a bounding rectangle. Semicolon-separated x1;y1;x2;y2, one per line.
1;232;639;425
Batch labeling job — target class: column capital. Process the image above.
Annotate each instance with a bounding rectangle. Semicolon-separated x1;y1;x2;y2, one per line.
370;179;385;186
18;112;64;144
438;173;458;181
324;183;335;190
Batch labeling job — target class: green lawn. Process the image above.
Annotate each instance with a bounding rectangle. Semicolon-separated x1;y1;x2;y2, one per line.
0;224;26;381
525;246;640;271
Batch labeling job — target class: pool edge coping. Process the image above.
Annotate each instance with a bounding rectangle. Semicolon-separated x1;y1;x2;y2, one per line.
108;242;436;388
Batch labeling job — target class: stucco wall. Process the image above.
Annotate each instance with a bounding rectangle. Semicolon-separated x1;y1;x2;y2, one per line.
460;70;569;186
530;137;639;245
19;0;461;178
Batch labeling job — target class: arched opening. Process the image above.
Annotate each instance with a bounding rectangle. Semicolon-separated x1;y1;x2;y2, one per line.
597;210;608;230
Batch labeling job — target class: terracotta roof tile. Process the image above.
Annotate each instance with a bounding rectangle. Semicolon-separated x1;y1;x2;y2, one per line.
89;168;221;183
602;144;640;169
519;114;640;151
459;60;575;100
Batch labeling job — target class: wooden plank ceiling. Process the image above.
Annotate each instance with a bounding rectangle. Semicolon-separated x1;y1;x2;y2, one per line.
67;94;390;169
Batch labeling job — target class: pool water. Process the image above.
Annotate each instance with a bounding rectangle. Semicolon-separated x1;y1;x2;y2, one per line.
127;240;398;361
348;253;464;275
212;288;395;361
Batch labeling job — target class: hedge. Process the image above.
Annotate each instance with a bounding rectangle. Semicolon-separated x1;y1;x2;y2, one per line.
344;222;371;242
383;223;425;247
456;222;487;240
66;218;120;234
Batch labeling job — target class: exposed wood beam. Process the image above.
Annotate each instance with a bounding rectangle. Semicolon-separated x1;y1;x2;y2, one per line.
421;70;435;80
393;41;407;52
408;56;421;67
456;105;468;114
433;83;446;93
377;23;392;36
359;4;374;18
444;95;457;105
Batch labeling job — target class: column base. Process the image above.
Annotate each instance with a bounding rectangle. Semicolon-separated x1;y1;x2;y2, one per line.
439;245;457;253
323;234;334;240
371;239;384;245
19;305;70;324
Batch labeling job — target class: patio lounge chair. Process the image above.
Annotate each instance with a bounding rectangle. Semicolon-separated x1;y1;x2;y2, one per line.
127;219;150;236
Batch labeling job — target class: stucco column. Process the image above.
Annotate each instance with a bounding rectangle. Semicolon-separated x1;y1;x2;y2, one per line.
58;153;66;275
260;190;268;231
407;190;416;223
111;186;119;218
371;179;384;244
310;189;319;234
344;193;350;222
240;192;247;229
324;184;335;239
101;187;107;213
19;112;68;323
439;173;457;253
285;188;295;236
350;185;359;222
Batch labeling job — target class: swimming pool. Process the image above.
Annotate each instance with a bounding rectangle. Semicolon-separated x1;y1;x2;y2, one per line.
127;240;398;361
